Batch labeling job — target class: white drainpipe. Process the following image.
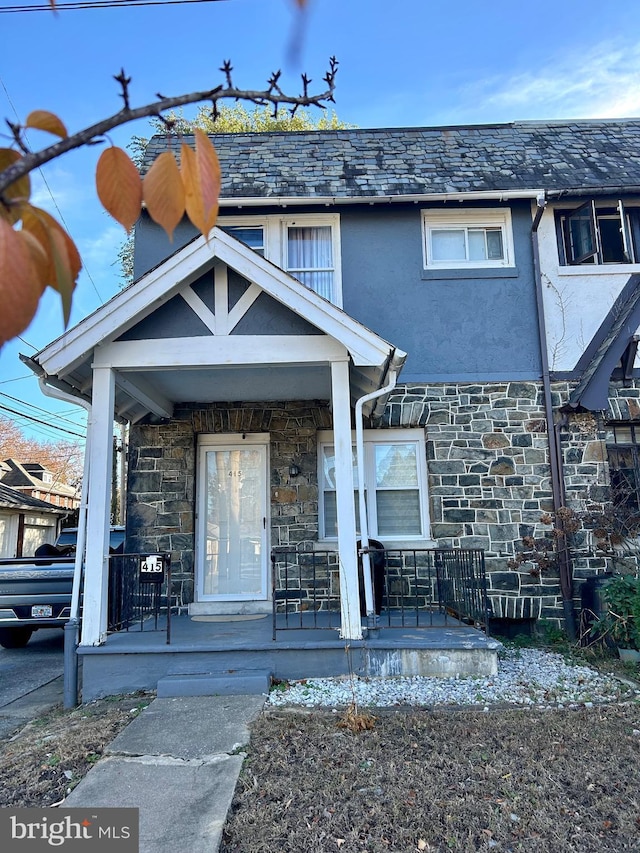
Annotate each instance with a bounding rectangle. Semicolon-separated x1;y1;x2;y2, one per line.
354;351;404;623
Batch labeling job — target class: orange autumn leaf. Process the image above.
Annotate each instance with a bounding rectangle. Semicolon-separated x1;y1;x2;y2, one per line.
18;229;49;293
96;146;143;233
0;149;31;224
195;129;221;233
25;110;68;139
21;206;81;324
0;218;42;345
180;131;220;238
143;151;185;240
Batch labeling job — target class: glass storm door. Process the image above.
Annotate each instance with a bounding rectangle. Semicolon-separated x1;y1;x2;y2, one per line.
197;437;268;600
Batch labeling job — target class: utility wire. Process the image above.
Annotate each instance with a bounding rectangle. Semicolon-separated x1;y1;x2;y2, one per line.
0;0;229;12
0;404;86;439
0;392;87;430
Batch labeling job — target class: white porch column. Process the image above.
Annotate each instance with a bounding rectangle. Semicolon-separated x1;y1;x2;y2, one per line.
330;358;362;640
81;366;115;646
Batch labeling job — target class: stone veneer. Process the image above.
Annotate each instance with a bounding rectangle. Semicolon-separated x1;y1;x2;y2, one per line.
383;380;638;625
125;383;637;627
126;401;332;609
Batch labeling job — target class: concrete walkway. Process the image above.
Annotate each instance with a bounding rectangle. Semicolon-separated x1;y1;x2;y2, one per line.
64;694;266;853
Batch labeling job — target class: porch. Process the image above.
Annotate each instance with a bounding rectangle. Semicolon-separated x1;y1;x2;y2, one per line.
78;611;500;702
77;546;501;702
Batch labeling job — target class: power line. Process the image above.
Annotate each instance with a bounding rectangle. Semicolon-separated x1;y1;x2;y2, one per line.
0;0;229;12
0;392;87;430
0;404;86;439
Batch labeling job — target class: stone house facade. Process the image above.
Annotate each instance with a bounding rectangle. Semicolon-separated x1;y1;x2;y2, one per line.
29;119;640;643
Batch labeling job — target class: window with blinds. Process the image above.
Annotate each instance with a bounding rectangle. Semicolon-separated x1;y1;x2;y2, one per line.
318;430;429;541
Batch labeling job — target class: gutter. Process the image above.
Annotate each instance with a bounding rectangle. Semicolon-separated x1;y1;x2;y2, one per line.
21;356;90;708
219;189;547;209
354;349;406;623
531;194;576;640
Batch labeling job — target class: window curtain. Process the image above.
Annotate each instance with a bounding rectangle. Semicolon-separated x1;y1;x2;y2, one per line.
287;226;333;300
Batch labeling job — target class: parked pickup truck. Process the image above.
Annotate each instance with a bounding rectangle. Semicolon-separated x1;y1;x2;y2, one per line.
0;526;125;648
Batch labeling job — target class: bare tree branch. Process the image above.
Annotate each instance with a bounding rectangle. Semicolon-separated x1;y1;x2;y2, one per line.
0;57;338;197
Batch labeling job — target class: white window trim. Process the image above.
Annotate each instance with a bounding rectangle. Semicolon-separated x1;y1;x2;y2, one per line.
317;428;430;542
218;213;343;307
554;199;640;274
422;207;515;270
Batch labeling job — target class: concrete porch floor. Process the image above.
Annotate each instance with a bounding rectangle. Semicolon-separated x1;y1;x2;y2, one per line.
78;611;501;702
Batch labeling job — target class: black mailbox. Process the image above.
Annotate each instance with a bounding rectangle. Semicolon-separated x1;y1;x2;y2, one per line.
139;553;170;584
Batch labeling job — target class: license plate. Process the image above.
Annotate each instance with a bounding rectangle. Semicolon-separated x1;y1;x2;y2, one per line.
31;605;53;618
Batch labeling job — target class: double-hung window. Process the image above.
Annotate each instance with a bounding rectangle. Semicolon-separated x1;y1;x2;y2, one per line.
422;208;515;269
318;429;430;541
556;201;639;265
219;214;342;305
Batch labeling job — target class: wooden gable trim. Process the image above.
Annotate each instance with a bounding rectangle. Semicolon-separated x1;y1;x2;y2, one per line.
37;228;400;377
93;335;349;370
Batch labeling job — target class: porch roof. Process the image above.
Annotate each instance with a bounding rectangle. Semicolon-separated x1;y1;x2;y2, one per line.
26;228;405;424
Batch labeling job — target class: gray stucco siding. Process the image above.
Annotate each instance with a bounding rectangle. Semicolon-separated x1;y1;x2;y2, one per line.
339;202;541;381
118;292;211;341
133;202;541;380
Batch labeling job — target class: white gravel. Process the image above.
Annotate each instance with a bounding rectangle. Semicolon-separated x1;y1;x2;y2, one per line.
267;648;640;710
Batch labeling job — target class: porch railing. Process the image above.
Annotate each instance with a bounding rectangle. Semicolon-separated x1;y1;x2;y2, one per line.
107;553;172;643
271;546;490;638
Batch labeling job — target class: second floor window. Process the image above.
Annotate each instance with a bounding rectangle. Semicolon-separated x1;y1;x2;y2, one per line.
219;214;342;305
422;208;515;270
556;201;639;265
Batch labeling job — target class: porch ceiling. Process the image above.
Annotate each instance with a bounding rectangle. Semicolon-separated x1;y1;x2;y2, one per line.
135;364;332;404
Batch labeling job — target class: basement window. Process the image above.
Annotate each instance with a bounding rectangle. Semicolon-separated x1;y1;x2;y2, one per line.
607;423;640;518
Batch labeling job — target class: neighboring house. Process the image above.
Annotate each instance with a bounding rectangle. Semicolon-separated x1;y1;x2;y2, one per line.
25;118;640;651
0;481;67;557
0;459;81;512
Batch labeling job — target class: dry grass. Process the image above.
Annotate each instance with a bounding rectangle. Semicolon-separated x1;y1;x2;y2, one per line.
221;702;640;853
0;693;153;807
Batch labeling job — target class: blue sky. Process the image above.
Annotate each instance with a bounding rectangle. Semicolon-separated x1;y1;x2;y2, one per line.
2;0;640;445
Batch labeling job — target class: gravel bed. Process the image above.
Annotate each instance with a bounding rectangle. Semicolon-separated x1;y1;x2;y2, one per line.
267;648;640;710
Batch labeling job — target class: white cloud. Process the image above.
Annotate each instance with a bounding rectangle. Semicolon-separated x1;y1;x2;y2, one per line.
29;164;90;212
440;40;640;123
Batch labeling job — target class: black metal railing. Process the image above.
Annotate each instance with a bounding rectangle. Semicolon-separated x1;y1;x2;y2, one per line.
107;553;171;643
271;546;490;637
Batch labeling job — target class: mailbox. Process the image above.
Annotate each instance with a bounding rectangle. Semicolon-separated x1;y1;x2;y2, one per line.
138;553;169;584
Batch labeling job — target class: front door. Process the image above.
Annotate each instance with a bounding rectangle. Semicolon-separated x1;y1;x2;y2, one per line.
196;435;269;601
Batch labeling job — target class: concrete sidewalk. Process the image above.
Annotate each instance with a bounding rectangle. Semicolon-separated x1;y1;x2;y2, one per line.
64;694;266;853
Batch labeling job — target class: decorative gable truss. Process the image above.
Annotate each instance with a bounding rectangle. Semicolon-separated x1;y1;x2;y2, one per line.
34;228;403;426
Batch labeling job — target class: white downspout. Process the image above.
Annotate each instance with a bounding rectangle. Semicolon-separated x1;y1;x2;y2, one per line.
37;377;91;708
354;351;404;624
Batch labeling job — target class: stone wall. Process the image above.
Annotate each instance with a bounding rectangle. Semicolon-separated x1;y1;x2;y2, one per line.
125;382;638;626
383;381;559;619
127;401;331;607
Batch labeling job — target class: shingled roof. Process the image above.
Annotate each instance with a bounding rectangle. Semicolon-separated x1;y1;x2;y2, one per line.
0;482;66;514
143;119;640;201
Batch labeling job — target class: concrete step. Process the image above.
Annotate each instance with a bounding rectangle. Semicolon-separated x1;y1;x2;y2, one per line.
156;669;271;697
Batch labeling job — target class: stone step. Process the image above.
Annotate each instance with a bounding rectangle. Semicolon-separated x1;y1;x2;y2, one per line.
156;669;271;698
